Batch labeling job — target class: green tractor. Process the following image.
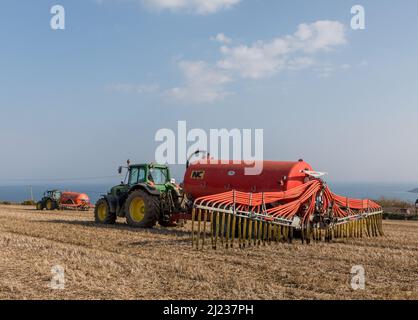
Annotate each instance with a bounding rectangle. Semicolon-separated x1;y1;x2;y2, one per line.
36;190;62;211
95;162;188;228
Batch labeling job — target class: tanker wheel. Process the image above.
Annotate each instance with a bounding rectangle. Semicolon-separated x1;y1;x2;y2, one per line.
45;199;57;211
94;199;116;224
36;202;44;211
125;190;159;228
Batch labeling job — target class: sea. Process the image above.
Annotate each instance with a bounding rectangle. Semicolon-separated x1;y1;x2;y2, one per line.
1;181;417;204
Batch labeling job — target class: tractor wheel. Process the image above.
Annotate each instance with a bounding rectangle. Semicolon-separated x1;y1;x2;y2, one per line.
45;199;57;210
125;190;159;228
36;202;44;210
94;199;116;224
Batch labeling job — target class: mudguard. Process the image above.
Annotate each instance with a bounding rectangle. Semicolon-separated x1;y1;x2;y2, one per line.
103;194;119;213
129;183;161;196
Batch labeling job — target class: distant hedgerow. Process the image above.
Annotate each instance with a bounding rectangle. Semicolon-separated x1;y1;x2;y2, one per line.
21;200;36;206
375;197;412;209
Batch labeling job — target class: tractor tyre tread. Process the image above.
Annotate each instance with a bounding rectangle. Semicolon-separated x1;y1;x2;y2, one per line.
94;199;116;224
45;199;58;211
125;190;160;228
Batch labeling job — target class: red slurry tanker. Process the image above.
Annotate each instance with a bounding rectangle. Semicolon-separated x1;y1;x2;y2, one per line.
183;160;313;198
36;190;92;211
95;154;383;248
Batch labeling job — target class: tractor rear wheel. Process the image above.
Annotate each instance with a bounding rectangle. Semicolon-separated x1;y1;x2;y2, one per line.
45;199;57;210
36;202;44;210
94;199;116;224
125;190;159;228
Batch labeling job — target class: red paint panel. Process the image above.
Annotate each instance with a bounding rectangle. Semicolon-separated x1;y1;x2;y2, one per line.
183;160;313;199
60;192;91;206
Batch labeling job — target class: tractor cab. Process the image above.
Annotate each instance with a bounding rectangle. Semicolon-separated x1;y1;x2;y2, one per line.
115;162;173;195
127;164;171;190
44;190;62;201
95;161;186;228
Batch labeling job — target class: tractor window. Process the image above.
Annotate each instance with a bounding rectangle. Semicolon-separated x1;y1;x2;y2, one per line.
129;167;146;185
148;168;168;185
52;191;61;200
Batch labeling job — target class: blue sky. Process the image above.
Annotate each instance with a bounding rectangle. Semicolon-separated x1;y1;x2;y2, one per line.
0;0;417;184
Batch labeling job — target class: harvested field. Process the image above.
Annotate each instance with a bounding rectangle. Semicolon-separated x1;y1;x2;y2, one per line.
0;204;417;300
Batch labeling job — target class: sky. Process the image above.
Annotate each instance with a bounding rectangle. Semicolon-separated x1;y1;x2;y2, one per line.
0;0;417;185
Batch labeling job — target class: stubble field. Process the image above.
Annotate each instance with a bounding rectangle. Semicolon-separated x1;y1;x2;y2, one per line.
0;204;417;300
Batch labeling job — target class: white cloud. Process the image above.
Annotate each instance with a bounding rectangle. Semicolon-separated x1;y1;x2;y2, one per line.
217;20;347;79
211;33;232;44
169;20;348;104
142;0;241;15
295;21;347;53
168;61;232;103
287;57;314;70
316;64;351;78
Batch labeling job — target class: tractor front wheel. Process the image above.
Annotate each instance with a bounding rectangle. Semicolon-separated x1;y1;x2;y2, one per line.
36;202;44;210
94;199;116;224
45;199;57;210
125;190;159;228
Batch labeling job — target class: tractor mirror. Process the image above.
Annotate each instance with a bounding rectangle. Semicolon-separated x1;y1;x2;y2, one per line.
118;166;123;174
